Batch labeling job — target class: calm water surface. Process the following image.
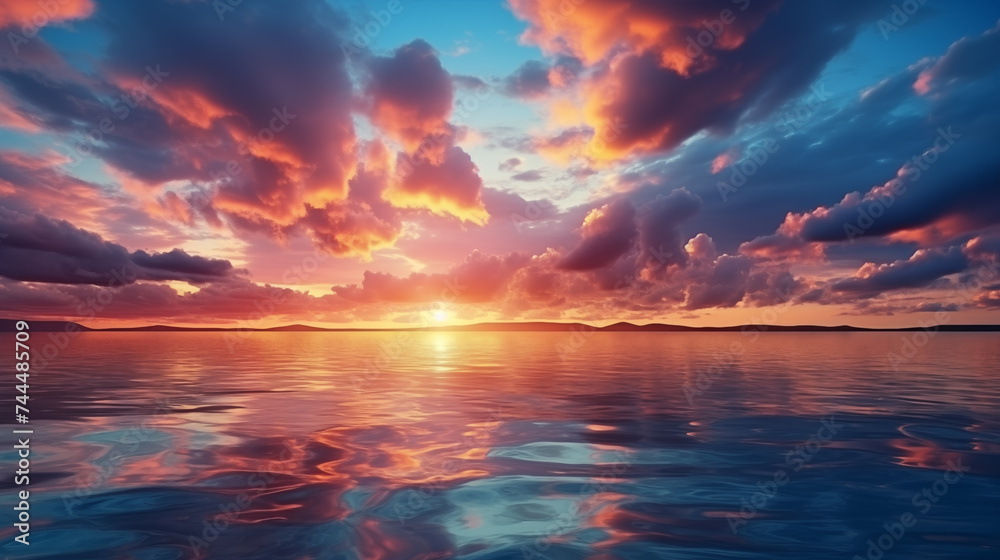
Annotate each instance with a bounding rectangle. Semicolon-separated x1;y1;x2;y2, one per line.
1;332;999;559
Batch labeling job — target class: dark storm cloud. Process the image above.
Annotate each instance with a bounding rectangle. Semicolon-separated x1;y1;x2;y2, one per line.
0;209;238;285
637;188;702;270
130;249;234;280
831;247;969;296
685;255;752;309
915;20;1000;94
736;21;1000;258
558;198;637;271
590;19;1000;265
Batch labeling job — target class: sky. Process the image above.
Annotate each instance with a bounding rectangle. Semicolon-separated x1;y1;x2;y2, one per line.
1;0;999;328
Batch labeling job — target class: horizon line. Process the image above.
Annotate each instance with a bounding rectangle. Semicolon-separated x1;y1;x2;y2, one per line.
2;319;999;333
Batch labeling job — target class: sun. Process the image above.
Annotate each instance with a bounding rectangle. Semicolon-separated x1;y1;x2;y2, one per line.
433;309;448;322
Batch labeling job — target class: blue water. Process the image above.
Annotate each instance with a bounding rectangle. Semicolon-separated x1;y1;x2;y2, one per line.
1;332;998;559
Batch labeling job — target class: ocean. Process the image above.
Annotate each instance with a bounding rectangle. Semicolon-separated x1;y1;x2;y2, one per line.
2;331;998;559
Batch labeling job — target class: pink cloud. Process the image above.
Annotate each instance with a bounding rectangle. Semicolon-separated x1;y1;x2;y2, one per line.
0;0;94;29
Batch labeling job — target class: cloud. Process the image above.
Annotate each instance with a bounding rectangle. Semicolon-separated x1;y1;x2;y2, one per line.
1;1;997;326
831;247;968;296
510;0;898;161
452;74;487;90
96;0;358;211
498;157;522;172
364;40;454;150
0;0;392;253
0;150;107;221
533;126;593;162
502;60;551;99
742;125;999;252
964;234;1000;262
293;142;402;256
333;250;529;304
0;1;496;258
915;20;1000;95
558;198;637;271
0;0;94;30
636;188;702;272
364;40;489;224
0;276;354;324
511;169;544;182
684;254;752;309
914;302;960;313
392;138;489;224
737;23;1000;262
711;147;741;174
0;209;238;285
130;248;234;280
500;57;581;99
973;289;1000;308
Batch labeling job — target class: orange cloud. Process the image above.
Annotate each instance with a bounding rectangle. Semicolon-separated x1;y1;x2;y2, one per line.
390;143;489;225
510;1;905;165
0;86;38;132
509;0;774;74
145;85;234;130
365;40;454;153
0;0;94;29
711;147;741;174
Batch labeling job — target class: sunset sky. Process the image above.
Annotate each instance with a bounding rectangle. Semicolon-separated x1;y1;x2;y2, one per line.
1;0;999;328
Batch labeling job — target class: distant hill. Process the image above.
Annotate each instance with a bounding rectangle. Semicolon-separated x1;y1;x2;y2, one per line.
0;319;93;332
2;319;999;333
